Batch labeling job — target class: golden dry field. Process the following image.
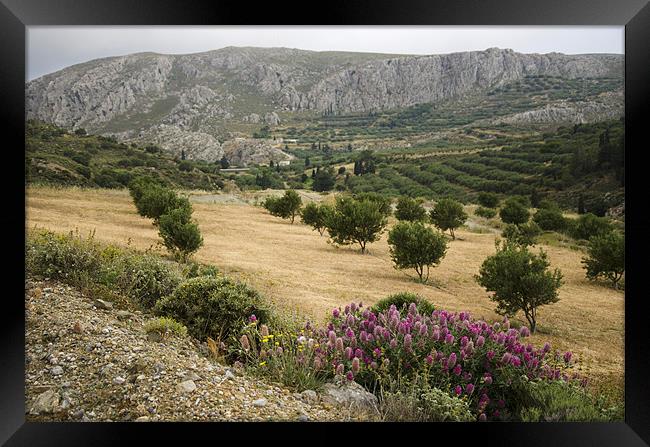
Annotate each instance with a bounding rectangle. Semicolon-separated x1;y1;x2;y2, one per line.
26;186;624;384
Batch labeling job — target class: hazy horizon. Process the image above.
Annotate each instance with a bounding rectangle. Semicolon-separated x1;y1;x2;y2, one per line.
27;26;624;81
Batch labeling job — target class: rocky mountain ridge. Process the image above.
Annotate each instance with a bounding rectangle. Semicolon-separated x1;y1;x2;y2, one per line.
26;46;623;162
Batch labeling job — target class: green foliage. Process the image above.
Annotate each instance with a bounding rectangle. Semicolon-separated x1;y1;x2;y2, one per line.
371;292;435;316
478;192;500;208
135;185;190;224
582;231;625;288
312;167;337;192
26;229;183;309
354;192;392;217
533;207;568;232
387;221;448;282
502;222;542;247
476;241;563;332
568;213;614;241
325;196;388;253
429;198;467;239
395;197;427;222
380;387;474;422
475;206;497;219
144;317;188;339
263;190;303;224
155;276;271;342
158;208;204;262
115;253;182;308
518;380;606;422
300;202;333;236
26;229;102;283
499;197;530;225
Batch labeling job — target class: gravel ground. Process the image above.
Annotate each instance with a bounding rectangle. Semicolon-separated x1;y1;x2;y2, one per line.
25;278;372;422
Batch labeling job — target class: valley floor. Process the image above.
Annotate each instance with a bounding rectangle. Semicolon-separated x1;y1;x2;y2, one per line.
26;186;624;385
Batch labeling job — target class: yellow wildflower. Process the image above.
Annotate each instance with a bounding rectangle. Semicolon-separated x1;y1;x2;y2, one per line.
259;361;266;366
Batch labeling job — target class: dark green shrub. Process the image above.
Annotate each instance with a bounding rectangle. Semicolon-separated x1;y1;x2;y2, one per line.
475;206;497;219
582;231;625;288
502;222;542;247
115;254;182;308
499;197;530;225
371;292;435;316
478;192;500;208
395;197;427;222
533;207;568;231
154;276;271;341
568;213;613;241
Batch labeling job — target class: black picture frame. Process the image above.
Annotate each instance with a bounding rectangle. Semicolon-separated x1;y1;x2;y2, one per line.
2;0;649;444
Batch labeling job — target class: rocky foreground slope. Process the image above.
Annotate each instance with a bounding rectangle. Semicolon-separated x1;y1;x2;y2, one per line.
25;278;377;422
25;47;623;162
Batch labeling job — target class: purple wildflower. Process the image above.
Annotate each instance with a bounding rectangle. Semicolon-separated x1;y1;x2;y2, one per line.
465;383;475;395
354;348;363;359
351;357;360;374
453;364;462;376
345;346;353;360
332;308;340;318
479;413;487;422
448;352;457;369
454;385;462;396
404;334;413;350
336;363;345;375
249;315;257;323
390;338;398;349
520;326;530;337
335;337;344;352
425;355;433;365
563;351;573;364
346;371;354;381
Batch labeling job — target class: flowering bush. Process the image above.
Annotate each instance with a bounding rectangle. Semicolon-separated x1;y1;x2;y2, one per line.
238;301;583;421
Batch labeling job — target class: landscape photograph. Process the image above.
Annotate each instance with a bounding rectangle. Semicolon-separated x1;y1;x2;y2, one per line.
24;26;625;422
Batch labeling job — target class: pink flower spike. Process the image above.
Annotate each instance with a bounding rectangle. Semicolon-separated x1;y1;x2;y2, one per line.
454;385;462;396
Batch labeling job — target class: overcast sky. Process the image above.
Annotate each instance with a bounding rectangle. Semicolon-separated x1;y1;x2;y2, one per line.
27;26;624;81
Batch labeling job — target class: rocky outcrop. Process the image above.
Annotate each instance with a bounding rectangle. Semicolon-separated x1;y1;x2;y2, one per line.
488;91;624;126
221;138;293;167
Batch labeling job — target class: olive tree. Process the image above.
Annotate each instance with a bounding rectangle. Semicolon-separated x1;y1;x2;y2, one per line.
158;207;204;262
499;197;530;226
325;196;388;254
263;189;302;224
387;221;448;282
476;241;563;333
300;202;333;236
429;198;467;240
395;197;427;222
502;222;542;247
582;231;625;289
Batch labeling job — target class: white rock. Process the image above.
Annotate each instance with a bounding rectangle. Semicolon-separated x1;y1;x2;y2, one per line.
252;398;267;408
176;380;197;394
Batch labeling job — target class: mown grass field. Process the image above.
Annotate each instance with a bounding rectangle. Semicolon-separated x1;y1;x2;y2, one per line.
26;186;624;386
